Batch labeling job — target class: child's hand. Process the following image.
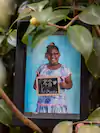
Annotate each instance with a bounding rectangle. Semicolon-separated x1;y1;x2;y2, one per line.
58;74;72;89
58;76;64;83
58;76;65;88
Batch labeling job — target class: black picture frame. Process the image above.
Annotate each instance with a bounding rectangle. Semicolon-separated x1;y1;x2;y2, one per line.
12;20;90;128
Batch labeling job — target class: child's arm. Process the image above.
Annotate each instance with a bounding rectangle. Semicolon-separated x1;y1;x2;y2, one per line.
33;72;40;90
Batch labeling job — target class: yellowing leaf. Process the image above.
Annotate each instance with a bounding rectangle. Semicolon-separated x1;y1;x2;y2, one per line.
78;125;100;133
88;107;100;121
52;121;72;133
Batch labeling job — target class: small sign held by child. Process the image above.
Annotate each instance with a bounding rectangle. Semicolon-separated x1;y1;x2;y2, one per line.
36;76;60;96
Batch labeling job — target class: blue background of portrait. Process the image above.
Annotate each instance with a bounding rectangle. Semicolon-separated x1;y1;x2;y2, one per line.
24;35;81;114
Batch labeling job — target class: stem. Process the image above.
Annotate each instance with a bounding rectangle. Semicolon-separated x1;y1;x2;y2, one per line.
88;0;94;4
58;0;63;6
68;120;100;132
64;15;79;29
48;22;66;30
73;0;78;17
72;120;100;126
0;88;43;133
94;26;100;37
7;19;18;35
48;15;78;30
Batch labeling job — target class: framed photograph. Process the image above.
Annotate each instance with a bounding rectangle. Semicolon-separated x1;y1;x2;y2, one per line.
13;20;90;127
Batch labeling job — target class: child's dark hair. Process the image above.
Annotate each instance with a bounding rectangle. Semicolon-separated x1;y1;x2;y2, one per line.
46;42;59;53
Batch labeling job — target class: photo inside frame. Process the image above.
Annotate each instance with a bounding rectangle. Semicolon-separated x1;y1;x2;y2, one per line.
24;34;81;118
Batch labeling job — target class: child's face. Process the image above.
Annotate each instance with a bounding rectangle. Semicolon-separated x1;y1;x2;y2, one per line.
46;48;60;65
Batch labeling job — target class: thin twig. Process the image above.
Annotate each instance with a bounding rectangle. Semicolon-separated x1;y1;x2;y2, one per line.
64;15;79;29
72;120;100;126
73;0;78;17
0;88;43;133
48;15;78;30
67;119;100;132
48;22;66;30
94;26;100;37
58;0;63;6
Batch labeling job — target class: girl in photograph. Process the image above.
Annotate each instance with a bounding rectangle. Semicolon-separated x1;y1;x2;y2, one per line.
34;42;72;113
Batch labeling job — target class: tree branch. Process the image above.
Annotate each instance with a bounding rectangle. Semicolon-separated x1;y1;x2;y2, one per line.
94;26;100;37
64;15;79;29
48;22;65;30
48;15;79;30
73;0;78;17
58;0;62;6
0;88;43;133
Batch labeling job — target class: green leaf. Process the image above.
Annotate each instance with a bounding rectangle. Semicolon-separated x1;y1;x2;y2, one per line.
7;30;17;47
0;27;4;33
30;8;69;25
0;35;5;45
0;0;12;27
55;5;86;11
31;7;52;24
79;5;100;25
18;7;32;20
0;60;6;88
77;125;100;133
0;45;13;56
0;37;13;56
32;26;58;48
33;132;37;133
52;121;72;133
22;24;36;45
10;8;32;29
67;25;93;62
47;9;69;23
0;99;12;126
88;107;100;121
10;127;20;133
86;37;100;78
27;0;49;12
